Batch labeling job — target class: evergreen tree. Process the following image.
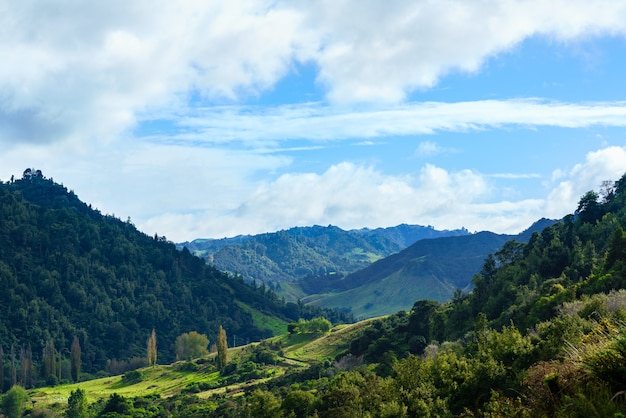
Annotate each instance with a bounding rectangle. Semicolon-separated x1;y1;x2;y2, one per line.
70;336;81;382
57;349;63;381
147;329;157;367
66;388;87;418
217;325;228;371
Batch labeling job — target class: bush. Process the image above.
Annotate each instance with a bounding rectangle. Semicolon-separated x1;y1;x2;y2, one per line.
176;361;200;372
122;370;144;384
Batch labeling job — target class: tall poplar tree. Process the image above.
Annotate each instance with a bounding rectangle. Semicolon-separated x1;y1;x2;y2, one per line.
71;336;81;382
10;344;16;387
217;325;228;371
147;329;157;367
43;339;56;379
0;345;4;392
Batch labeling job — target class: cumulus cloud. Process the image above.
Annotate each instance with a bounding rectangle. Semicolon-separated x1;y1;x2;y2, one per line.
142;146;626;240
2;0;626;147
160;162;545;240
544;146;626;217
300;0;626;103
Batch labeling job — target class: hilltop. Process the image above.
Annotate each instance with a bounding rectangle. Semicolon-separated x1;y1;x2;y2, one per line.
0;170;350;380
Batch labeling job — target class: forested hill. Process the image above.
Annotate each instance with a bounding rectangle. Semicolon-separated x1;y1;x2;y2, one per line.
332;173;626;415
0;171;348;377
295;218;555;318
179;224;470;285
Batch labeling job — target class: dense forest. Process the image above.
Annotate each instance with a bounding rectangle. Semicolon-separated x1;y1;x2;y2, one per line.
0;170;351;388
77;172;626;417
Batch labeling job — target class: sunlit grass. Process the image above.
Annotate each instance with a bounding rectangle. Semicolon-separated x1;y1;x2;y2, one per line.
28;317;379;411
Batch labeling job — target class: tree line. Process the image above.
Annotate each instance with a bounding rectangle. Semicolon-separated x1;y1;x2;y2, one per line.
0;171;352;389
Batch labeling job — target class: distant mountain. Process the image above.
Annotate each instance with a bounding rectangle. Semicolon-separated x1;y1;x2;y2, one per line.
296;218;557;318
178;224;470;285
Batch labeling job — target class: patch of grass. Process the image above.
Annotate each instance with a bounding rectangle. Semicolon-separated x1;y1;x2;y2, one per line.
236;301;289;335
302;269;454;319
28;317;380;413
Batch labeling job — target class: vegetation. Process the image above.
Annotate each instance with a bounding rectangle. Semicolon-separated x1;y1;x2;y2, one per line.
5;169;626;416
180;224;470;286
146;329;157;368
0;171;353;387
175;331;209;361
216;325;228;371
297;220;555;318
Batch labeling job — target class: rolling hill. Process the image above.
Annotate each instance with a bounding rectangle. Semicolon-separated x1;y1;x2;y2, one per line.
0;171;348;377
178;224;470;285
296;219;556;318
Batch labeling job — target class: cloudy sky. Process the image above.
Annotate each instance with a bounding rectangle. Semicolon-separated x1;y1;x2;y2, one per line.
2;1;626;241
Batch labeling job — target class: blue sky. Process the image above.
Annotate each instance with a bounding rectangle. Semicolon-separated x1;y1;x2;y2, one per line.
2;1;626;241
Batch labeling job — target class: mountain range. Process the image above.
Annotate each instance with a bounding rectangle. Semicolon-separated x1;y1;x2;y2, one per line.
179;220;556;318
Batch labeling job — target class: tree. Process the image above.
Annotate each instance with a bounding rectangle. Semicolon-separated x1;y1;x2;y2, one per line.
66;388;87;418
0;346;3;393
71;336;81;382
1;385;28;418
18;345;32;388
147;329;157;367
577;190;601;224
247;389;281;418
217;325;228;371
43;339;56;380
175;331;209;361
9;345;16;387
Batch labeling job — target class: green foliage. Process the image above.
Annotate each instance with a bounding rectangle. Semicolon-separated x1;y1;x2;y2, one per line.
0;175;298;374
182;224;466;287
121;370;143;385
289;317;332;335
217;325;228;371
99;393;132;417
175;331;209;361
1;385;28;418
282;390;314;418
66;388;88;418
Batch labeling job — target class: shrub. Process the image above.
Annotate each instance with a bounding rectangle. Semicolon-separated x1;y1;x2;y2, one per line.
122;369;144;384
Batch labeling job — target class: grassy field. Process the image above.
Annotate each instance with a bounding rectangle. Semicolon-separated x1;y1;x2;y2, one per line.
28;318;377;413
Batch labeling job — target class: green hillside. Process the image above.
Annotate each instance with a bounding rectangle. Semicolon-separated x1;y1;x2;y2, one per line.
178;224;470;286
26;319;375;416
0;172;351;384
4;172;626;417
297;223;554;318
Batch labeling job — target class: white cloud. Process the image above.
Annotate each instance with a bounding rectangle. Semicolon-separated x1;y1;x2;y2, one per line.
415;141;443;157
299;0;626;103
544;146;626;217
141;146;626;240
162;162;543;239
2;0;626;148
148;99;626;147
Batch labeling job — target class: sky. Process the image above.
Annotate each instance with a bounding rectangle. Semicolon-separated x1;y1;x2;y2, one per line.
2;1;626;242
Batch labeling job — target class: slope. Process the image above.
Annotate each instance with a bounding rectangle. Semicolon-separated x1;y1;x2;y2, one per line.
0;171;337;377
178;224;469;285
298;219;555;318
